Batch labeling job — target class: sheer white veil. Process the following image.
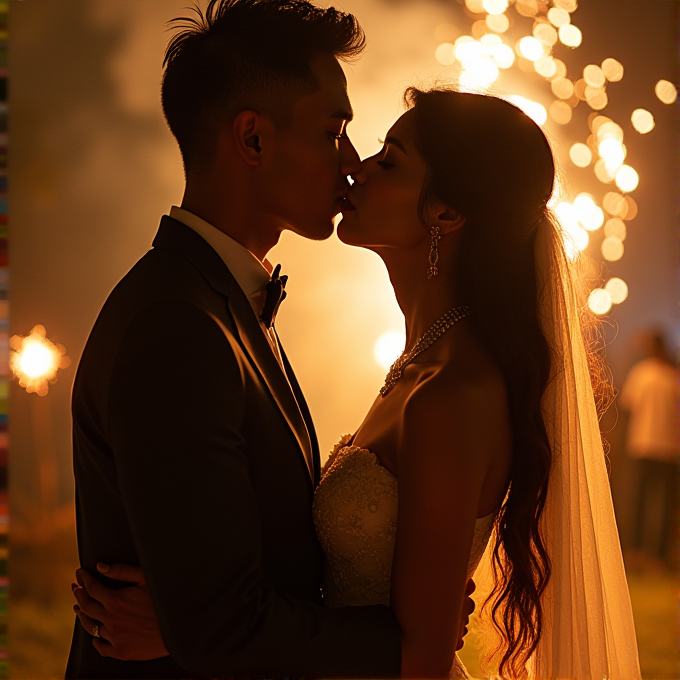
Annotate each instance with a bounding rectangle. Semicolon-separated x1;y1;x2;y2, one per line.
473;211;641;679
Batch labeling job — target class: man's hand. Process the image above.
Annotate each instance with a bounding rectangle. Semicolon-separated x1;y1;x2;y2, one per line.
72;563;169;661
456;578;476;651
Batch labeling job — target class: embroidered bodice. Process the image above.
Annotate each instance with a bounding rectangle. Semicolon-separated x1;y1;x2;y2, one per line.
313;434;496;609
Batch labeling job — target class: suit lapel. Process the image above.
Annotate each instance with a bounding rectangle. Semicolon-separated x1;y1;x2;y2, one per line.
153;217;315;485
227;291;315;483
277;335;321;487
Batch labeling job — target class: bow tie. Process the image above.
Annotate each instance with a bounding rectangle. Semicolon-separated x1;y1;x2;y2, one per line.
259;263;288;329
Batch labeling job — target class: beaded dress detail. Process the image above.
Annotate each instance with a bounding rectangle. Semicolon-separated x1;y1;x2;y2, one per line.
313;434;497;678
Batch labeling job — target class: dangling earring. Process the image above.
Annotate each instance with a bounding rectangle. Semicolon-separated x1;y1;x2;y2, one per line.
427;225;441;278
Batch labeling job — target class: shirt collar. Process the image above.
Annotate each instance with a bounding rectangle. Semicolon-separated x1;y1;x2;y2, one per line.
169;206;271;298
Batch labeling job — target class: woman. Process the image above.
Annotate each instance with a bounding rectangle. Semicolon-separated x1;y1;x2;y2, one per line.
72;89;640;678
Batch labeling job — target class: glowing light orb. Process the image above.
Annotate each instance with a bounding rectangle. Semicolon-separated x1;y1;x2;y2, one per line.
624;196;638;220
547;7;570;27
435;42;456;66
569;143;592;167
615;165;639;193
583;65;606;88
655;79;678;105
573;193;604;230
563;224;589;259
551;77;574;99
551;59;567;80
10;325;71;397
558;24;582;48
594;159;615;184
533;23;558;47
515;0;539;17
374;331;406;370
486;13;509;33
602;58;624;82
553;0;578;11
598;138;625;172
585;87;608;111
588;288;613;316
604;218;627;241
601;236;624;262
603;192;628;217
490;43;515;68
508;95;547;125
483;0;508;15
549;100;572;125
518;36;544;61
596;120;623;142
534;56;557;78
605;277;629;304
631;108;655;134
465;0;486;13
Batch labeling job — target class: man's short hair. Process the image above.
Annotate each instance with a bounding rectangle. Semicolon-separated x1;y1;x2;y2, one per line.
162;0;364;173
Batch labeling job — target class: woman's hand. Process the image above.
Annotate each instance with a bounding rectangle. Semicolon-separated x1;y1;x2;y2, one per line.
72;563;169;661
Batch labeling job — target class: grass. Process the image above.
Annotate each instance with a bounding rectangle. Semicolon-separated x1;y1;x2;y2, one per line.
8;523;679;679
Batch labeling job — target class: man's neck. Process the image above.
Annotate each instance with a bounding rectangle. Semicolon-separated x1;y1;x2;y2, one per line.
181;185;281;262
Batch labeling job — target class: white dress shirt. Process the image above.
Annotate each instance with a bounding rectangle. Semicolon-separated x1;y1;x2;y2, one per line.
169;206;285;367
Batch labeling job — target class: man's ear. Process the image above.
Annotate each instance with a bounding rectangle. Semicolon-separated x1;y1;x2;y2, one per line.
232;110;264;166
425;200;466;235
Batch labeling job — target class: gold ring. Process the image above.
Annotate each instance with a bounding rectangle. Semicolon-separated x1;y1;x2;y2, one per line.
92;624;100;638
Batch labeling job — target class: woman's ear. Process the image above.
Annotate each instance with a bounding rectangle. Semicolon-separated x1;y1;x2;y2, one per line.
425;200;466;235
232;110;264;166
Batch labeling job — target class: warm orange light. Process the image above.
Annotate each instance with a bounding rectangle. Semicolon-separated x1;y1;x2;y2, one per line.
655;79;678;105
374;331;405;370
10;325;71;397
602;58;624;82
588;288;613;316
631;108;655;134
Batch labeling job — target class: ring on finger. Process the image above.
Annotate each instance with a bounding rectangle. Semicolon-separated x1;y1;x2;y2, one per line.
93;624;100;638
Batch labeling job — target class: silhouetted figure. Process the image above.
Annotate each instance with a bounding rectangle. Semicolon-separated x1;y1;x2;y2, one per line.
620;330;679;571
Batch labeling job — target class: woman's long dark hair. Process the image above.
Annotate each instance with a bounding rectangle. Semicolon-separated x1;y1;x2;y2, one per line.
406;87;561;677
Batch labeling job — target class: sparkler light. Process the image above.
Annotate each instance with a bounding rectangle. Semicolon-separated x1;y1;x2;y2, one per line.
431;0;675;316
10;325;71;396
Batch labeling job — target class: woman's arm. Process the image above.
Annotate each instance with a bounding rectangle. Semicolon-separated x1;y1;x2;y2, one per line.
391;376;509;678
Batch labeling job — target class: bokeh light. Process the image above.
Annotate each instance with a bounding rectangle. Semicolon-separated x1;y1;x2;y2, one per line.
482;0;508;15
374;331;405;370
547;7;570;27
615;165;639;192
10;325;71;397
508;95;547;125
588;288;613;316
631;108;655;134
569;142;592;167
435;42;456;65
583;64;605;88
602;57;624;82
604;218;627;240
558;23;582;47
486;12;509;33
573;193;604;230
603;192;628;218
605;277;629;304
655;79;678;104
549;100;572;124
601;236;625;262
518;36;544;61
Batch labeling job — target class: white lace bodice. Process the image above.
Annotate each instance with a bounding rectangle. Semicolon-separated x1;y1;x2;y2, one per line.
313;434;496;609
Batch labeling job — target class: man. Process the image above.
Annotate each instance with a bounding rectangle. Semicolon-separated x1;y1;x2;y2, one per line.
67;2;471;678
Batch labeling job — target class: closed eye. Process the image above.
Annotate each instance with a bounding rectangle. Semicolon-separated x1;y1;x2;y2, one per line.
377;160;394;169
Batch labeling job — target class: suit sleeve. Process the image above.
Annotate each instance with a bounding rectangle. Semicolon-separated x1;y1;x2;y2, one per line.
108;299;401;678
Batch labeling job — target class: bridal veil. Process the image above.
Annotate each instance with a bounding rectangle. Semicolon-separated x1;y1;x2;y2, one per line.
474;211;641;679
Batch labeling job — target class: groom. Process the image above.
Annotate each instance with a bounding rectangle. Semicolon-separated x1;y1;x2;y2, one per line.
67;2;471;678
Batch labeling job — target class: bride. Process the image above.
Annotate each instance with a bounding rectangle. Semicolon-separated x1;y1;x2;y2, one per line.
72;88;640;678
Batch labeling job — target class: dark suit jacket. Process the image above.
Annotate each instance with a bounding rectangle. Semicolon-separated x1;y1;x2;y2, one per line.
66;217;401;679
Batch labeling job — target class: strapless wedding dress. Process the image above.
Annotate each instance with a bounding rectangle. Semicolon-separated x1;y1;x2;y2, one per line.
313;434;496;679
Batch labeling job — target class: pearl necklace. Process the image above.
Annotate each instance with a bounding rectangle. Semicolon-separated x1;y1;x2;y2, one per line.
380;304;471;398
